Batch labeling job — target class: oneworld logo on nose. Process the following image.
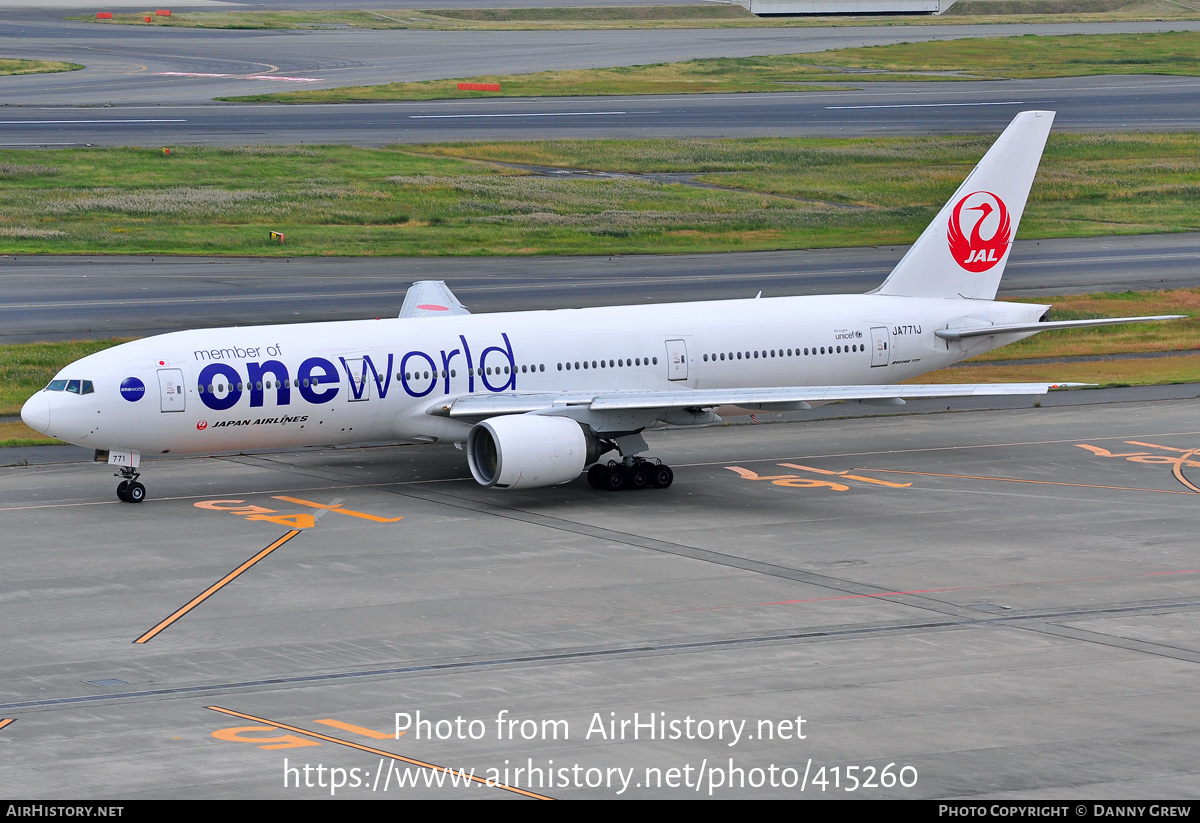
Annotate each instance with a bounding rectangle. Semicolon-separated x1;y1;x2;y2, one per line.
120;377;146;402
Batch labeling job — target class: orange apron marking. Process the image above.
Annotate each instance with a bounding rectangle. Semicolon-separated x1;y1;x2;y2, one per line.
866;468;1198;495
778;462;913;488
134;530;301;644
272;495;403;523
212;726;321;750
207;707;552;800
314;719;397;740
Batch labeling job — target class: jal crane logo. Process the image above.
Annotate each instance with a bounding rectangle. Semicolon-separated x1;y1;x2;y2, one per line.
947;191;1011;273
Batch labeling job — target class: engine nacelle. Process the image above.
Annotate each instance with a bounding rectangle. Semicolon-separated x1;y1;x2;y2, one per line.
467;414;592;489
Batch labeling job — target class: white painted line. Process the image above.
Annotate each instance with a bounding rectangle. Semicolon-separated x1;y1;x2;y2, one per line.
0;119;187;124
825;101;1028;110
155;72;322;83
409;111;627;119
243;76;323;83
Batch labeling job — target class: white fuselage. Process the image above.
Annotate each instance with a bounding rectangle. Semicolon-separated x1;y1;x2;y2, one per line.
28;293;1044;457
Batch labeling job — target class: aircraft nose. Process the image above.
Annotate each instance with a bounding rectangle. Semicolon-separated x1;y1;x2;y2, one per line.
20;393;51;434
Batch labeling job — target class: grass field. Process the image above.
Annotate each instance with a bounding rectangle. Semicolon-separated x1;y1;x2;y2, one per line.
73;1;1199;31
2;289;1195;445
917;353;1200;388
0;340;127;418
224;31;1200;103
0;339;127;446
913;289;1200;387
978;290;1200;361
0;57;82;76
1;133;1198;257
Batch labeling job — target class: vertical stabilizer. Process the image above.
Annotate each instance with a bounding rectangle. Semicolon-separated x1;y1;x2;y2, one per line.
875;110;1054;300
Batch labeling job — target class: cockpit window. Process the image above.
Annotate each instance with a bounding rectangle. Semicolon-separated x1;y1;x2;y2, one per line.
44;379;94;394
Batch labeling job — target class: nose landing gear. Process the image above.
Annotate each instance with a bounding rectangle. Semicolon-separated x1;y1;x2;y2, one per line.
115;466;146;503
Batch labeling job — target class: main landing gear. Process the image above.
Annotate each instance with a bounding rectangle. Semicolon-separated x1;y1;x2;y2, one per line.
115;466;146;503
586;457;674;491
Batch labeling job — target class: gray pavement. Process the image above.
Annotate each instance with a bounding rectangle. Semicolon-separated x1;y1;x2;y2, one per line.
1;393;1197;797
3;74;1198;147
4;232;1199;342
2;15;1199;108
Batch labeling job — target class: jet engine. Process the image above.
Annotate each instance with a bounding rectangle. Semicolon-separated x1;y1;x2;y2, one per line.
467;414;600;489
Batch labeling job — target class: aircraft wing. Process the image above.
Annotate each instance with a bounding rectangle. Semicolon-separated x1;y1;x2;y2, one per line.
429;382;1085;422
398;280;470;318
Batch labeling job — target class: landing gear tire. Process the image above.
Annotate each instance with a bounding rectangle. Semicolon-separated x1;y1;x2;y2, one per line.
587;459;674;491
649;464;674;489
626;463;650;490
587;464;608;489
115;466;145;503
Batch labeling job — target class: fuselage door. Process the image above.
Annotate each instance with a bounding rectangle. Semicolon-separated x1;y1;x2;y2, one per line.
870;327;891;368
665;339;688;382
157;369;186;412
343;357;371;402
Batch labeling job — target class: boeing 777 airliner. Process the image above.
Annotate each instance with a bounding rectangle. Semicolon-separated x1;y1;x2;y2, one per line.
21;112;1181;501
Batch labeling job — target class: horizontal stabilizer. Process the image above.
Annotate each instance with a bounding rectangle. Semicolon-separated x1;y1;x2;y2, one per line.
398;280;470;319
936;315;1185;341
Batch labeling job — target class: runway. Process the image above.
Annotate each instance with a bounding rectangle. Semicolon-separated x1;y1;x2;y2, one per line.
4;15;1199;108
1;393;1197;797
6;74;1200;147
2;11;1198;146
3;232;1198;342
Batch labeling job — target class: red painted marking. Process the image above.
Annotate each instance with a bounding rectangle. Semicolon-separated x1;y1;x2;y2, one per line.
96;12;113;18
458;82;501;92
416;304;449;311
